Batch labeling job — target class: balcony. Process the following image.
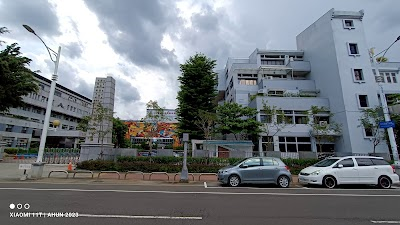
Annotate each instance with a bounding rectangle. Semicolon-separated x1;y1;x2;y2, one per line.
286;61;311;75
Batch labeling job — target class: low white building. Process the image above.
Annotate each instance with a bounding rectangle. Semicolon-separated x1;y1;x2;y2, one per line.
218;9;400;157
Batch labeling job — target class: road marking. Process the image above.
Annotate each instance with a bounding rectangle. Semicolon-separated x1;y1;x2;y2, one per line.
371;221;400;224
79;214;202;220
204;182;208;188
1;187;400;197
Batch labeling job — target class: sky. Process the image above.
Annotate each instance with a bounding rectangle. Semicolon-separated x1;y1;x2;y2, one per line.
1;0;399;120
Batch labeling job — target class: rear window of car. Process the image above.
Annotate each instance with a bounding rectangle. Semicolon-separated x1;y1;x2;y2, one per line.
355;158;374;166
262;158;279;166
371;159;390;165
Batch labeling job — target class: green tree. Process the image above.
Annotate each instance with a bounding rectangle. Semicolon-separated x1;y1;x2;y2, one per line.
0;27;39;112
177;53;218;139
195;110;217;140
112;117;129;148
141;100;168;151
358;106;386;154
86;102;114;159
215;102;262;140
260;100;293;151
309;106;342;152
77;116;91;132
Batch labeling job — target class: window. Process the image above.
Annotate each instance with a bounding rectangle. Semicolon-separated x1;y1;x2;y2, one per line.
21;127;28;134
268;90;284;96
260;115;272;123
54;90;61;97
343;19;355;29
242;158;261;167
371;159;390;165
392;73;398;83
262;158;279;166
386;73;392;83
295;116;308;124
277;136;312;152
69;126;75;130
5;124;13;132
353;69;364;82
358;95;369;108
355;158;374;166
261;60;284;65
338;158;354;167
348;43;360;55
62;125;68;130
364;128;373;137
238;79;257;85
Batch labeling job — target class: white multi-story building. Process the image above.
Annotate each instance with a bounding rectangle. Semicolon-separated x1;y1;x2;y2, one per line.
218;9;400;156
85;76;116;145
0;73;92;149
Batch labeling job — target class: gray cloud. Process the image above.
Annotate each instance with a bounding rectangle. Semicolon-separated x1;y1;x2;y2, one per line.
0;0;60;37
63;42;83;59
114;76;141;103
84;0;180;68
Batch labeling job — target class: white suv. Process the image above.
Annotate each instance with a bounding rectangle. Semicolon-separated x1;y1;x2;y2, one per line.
299;156;399;188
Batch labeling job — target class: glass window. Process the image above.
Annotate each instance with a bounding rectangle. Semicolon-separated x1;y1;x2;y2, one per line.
298;144;312;152
349;43;359;55
338;158;354;167
371;159;390;165
386;73;392;83
297;137;311;142
365;128;373;137
262;158;277;166
391;73;397;83
242;158;261;167
286;137;296;142
355;158;374;166
354;69;364;81
358;95;369;107
313;158;339;167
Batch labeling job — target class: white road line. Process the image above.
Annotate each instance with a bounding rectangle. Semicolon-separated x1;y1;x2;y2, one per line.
0;181;204;187
371;221;400;224
79;214;202;220
203;182;208;188
1;187;400;197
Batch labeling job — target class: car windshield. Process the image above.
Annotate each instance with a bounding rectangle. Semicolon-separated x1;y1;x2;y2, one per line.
313;158;339;167
231;158;247;166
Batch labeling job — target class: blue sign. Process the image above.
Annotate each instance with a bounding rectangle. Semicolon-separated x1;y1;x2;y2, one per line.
379;121;396;129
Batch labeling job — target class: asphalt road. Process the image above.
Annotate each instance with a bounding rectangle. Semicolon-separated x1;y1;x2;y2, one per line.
0;182;400;225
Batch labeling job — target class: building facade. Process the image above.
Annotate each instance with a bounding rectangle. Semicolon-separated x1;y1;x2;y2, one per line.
0;73;92;149
218;9;400;156
84;76;116;145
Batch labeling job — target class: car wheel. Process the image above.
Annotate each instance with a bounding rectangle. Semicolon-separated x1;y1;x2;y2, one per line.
228;175;241;187
378;176;392;189
323;176;336;189
277;175;290;188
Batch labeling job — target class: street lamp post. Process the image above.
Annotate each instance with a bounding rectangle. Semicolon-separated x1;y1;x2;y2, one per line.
23;25;61;169
373;36;400;165
180;133;189;183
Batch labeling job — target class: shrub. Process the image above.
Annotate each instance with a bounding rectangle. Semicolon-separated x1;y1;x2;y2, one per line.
79;157;319;175
4;148;19;154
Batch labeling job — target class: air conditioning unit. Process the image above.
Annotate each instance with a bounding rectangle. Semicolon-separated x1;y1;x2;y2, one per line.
319;121;328;127
258;89;264;94
267;76;273;80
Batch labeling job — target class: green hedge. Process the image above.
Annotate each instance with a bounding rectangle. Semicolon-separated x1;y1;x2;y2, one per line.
4;148;39;154
78;157;319;175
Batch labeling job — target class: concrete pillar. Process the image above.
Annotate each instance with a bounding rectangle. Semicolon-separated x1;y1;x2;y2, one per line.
273;136;280;151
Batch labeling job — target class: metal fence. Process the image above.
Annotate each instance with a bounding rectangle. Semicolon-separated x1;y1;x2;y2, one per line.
43;148;80;164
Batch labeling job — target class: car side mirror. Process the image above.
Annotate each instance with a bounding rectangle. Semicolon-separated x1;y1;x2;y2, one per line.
337;164;344;168
240;164;248;168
